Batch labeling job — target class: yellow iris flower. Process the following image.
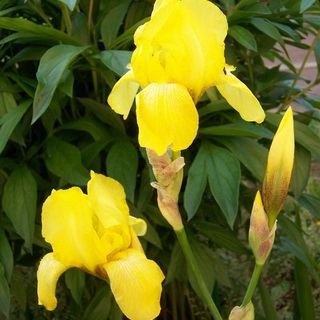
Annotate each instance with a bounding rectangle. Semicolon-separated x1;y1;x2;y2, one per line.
108;0;265;155
37;171;164;320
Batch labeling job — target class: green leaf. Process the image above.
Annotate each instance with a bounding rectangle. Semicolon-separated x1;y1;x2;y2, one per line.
279;216;319;282
217;137;268;182
0;263;10;318
185;142;241;228
258;280;278;320
300;0;316;13
290;145;311;198
0;17;79;45
94;50;132;76
77;98;125;132
194;221;248;254
45;137;90;186
33;45;89;123
198;122;273;139
250;18;285;46
0;100;31;154
106;140;138;203
294;258;316;319
298;194;320;219
184;145;208;219
58;0;77;11
0;226;13;280
228;25;257;51
2;165;37;251
100;0;131;49
65;268;85;305
81;285;112;320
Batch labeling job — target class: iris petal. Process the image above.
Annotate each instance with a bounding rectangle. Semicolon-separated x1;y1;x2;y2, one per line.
136;83;198;155
216;69;265;123
107;70;139;119
88;171;130;227
37;253;68;311
104;249;165;320
42;187;106;271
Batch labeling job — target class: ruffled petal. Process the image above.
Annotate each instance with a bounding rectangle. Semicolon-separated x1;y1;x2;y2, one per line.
132;0;227;99
136;83;198;155
104;249;165;320
88;171;130;227
41;187;106;271
37;253;69;311
107;70;139;119
216;68;265;123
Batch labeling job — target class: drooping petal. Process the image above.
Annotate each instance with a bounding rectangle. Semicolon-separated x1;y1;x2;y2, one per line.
136;83;198;155
37;253;69;311
42;187;107;271
262;107;294;227
216;67;265;123
107;69;139;119
104;249;165;320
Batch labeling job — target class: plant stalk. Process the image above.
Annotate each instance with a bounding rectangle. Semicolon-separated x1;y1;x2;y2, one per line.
241;262;264;307
175;228;223;320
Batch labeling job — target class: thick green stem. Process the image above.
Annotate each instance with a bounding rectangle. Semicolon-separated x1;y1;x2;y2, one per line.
241;263;264;307
175;228;223;320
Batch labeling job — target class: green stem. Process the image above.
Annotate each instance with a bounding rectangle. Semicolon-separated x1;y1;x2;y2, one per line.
279;29;320;112
175;228;223;320
241;263;264;306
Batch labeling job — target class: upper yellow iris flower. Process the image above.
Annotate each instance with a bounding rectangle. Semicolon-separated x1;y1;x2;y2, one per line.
37;171;164;320
108;0;265;155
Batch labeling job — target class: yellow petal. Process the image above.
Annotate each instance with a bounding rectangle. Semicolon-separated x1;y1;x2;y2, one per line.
132;0;227;100
42;187;106;271
129;216;147;236
107;69;139;119
262;107;294;227
37;253;68;311
88;172;132;252
136;83;198;155
216;68;265;123
88;171;130;227
104;249;165;320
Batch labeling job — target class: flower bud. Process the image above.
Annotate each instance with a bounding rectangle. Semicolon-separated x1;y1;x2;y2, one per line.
229;301;254;320
262;107;294;229
249;191;276;265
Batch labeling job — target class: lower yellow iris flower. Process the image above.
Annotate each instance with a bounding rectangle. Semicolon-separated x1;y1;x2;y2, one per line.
37;171;164;320
108;0;265;155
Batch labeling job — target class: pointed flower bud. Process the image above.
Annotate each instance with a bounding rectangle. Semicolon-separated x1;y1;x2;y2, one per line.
262;107;294;229
229;301;254;320
249;191;276;265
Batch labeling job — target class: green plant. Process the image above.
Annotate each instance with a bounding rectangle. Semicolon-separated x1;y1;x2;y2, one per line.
0;0;319;319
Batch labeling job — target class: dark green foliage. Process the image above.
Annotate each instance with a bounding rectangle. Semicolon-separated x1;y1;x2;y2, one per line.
0;0;319;318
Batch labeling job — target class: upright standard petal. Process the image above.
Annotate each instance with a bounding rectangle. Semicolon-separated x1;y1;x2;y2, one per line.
136;83;198;155
107;70;140;119
42;187;107;271
104;249;165;320
216;67;265;123
37;253;69;311
262;107;294;228
88;171;130;227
